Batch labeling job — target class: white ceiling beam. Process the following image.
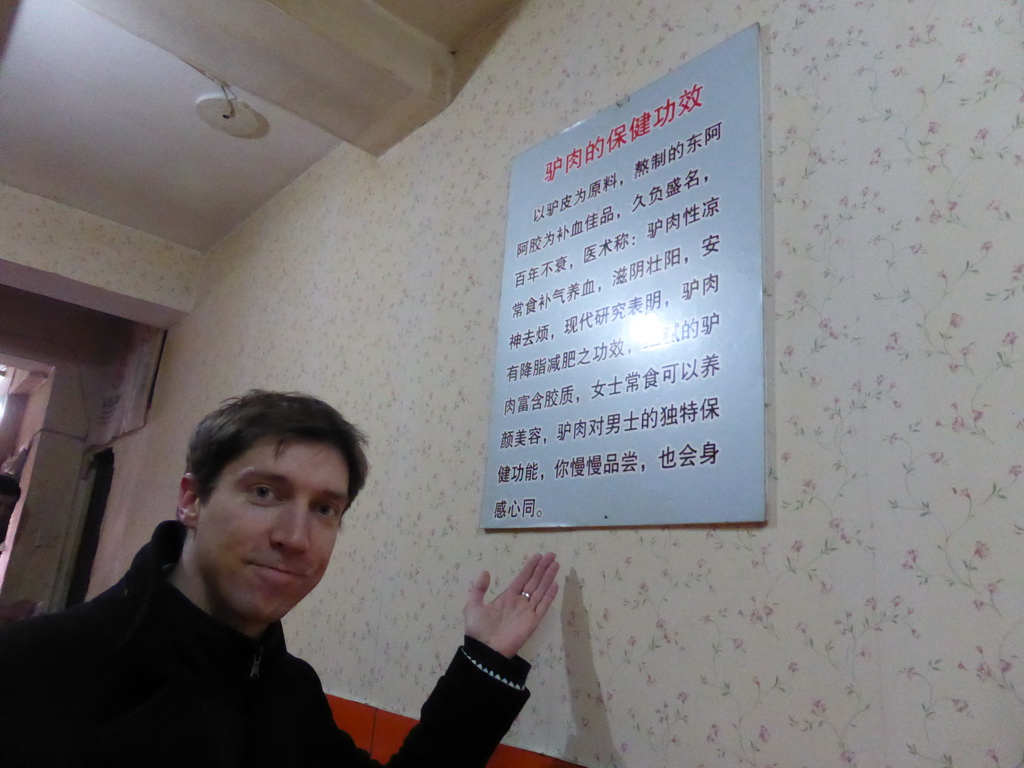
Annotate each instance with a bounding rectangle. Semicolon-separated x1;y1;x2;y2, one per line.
67;0;456;155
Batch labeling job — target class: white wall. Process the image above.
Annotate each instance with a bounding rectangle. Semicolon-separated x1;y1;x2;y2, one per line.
0;183;202;327
95;1;1024;765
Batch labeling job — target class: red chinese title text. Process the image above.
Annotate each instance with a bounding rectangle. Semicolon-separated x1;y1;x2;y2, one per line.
543;83;705;182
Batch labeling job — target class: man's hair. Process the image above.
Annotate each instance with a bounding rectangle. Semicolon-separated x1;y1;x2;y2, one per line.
185;390;369;503
0;474;21;501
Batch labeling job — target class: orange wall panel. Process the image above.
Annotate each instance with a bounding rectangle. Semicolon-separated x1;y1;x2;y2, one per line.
325;693;581;767
325;695;376;753
368;709;418;763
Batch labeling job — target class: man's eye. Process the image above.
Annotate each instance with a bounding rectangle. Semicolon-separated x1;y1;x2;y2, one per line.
314;504;341;519
251;485;275;501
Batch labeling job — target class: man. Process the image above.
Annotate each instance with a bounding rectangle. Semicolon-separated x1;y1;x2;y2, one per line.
0;474;35;627
0;391;559;767
0;472;21;547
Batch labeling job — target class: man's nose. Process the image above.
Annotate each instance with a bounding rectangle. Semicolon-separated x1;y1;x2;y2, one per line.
269;504;311;551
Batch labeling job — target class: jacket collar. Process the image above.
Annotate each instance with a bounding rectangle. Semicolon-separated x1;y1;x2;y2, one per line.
118;520;287;681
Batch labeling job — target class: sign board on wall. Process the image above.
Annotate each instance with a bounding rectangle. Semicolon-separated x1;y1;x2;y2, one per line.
481;25;766;529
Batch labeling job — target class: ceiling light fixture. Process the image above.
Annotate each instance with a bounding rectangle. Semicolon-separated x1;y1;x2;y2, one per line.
196;94;266;139
193;74;267;139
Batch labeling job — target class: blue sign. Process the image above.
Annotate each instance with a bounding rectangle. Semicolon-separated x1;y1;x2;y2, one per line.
482;25;766;528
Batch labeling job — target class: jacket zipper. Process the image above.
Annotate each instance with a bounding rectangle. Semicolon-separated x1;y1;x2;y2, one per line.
250;646;263;680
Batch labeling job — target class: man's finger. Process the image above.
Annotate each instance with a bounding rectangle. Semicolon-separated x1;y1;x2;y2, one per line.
530;559;559;616
520;553;558;600
507;553;543;595
466;570;490;608
533;579;560;620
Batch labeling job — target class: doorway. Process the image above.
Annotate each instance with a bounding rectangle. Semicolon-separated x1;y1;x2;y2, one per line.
65;448;114;607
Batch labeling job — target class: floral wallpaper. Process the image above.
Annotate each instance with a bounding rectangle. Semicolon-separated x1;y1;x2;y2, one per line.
0;183;201;318
92;0;1024;766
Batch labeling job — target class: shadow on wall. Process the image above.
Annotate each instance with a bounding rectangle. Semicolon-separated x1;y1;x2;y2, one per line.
561;568;624;767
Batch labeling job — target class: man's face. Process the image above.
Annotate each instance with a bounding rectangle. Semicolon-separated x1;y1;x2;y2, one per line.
172;439;351;638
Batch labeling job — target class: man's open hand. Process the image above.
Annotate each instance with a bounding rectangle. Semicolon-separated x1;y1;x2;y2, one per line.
464;553;560;658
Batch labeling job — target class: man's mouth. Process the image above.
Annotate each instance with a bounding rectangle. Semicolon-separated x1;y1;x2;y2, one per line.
251;562;307;579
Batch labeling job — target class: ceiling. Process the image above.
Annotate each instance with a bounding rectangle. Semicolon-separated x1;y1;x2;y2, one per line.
0;0;522;251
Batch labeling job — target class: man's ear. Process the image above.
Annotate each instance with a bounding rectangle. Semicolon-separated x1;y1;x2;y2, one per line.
177;474;202;529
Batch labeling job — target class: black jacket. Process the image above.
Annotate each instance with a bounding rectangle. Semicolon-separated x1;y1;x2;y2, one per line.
0;521;530;767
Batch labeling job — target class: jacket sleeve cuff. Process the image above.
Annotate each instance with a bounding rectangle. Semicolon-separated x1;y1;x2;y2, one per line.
461;636;531;690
